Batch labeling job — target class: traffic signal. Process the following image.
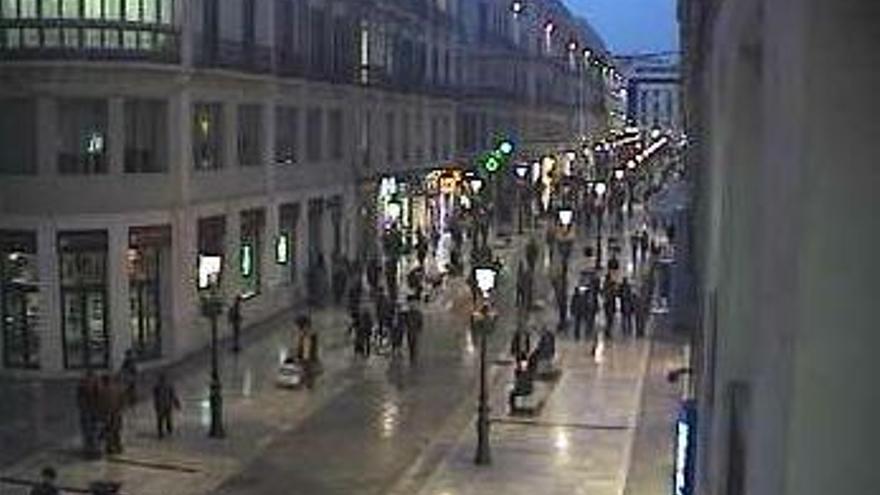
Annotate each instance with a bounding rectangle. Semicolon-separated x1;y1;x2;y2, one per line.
479;137;516;174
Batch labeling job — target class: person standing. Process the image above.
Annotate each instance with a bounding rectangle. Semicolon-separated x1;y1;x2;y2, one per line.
620;278;635;336
29;466;60;495
602;274;617;338
416;230;429;269
355;310;373;357
228;295;243;353
77;370;100;458
510;325;532;362
119;349;138;408
152;373;180;439
634;289;649;338
553;273;569;333
570;286;589;341
405;303;424;364
100;375;125;455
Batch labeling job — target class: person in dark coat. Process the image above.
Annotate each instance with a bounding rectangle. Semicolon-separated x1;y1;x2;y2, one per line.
390;308;405;356
510;326;532;362
332;256;348;305
29;466;59;495
634;289;649;338
416;230;429;268
100;375;125;455
228;296;243;353
525;237;539;272
366;257;381;296
405;304;424;364
407;265;424;301
77;370;101;458
375;291;394;342
354;310;373;357
602;274;617;337
119;349;138;407
620;278;635;336
152;373;180;439
553;274;568;333
570;286;590;341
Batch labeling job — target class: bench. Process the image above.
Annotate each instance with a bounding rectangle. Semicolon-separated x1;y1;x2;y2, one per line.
534;356;563;381
509;380;554;416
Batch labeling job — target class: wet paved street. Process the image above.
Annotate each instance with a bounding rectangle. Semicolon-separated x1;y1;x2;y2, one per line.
1;214;684;495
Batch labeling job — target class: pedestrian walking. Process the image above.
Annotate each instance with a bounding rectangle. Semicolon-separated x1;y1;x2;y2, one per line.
29;466;60;495
77;370;101;458
634;289;649;338
228;295;242;353
119;349;138;407
630;232;639;265
354;310;373;357
407;265;424;301
99;374;125;455
620;278;635;336
525;237;539;272
416;230;429;268
375;290;394;343
515;261;527;309
332;255;348;305
510;325;532;362
553;273;568;333
152;373;180;439
405;302;424;364
570;285;589;341
602;274;617;337
366;257;381;296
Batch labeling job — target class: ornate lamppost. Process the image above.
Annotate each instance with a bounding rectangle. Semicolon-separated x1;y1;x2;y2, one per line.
200;281;226;439
472;263;498;466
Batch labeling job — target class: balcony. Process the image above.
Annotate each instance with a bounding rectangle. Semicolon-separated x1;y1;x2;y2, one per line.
0;18;179;64
193;37;272;74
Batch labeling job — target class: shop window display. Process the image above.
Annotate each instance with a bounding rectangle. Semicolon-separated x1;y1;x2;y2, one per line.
58;231;109;370
1;231;40;369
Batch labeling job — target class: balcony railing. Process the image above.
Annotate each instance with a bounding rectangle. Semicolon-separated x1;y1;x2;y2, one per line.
193;37;272;74
0;18;180;64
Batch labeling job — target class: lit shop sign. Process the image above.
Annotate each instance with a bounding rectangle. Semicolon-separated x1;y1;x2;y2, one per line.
240;243;254;277
379;177;398;199
674;400;697;495
197;254;223;290
275;233;290;265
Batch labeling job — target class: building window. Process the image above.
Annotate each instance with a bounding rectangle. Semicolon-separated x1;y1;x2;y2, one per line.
274;106;299;166
1;231;40;369
306;107;323;162
237;104;263;167
193;102;223;171
197;216;225;289
328;109;343;161
128;225;170;361
57;98;108;175
124;99;167;173
240;208;265;298
278;203;300;284
58;230;109;370
0;98;36;175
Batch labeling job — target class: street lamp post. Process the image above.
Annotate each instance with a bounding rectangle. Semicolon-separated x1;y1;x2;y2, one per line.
594;182;607;270
473;265;498;466
200;285;226;439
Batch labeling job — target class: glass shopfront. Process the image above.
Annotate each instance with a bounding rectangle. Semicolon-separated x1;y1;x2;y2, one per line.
240;208;265;298
1;230;40;369
278;203;300;284
58;230;109;370
128;225;169;361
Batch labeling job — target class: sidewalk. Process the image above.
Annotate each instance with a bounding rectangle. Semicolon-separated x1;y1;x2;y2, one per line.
0;233;532;495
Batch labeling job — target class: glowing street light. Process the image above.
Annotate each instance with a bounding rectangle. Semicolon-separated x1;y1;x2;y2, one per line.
511;1;524;14
594;182;607;197
627;160;637;170
469;177;484;195
614;169;625;181
514;162;529;179
557;208;574;228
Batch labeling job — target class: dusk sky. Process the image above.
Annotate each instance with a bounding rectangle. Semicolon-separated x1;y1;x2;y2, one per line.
564;0;679;56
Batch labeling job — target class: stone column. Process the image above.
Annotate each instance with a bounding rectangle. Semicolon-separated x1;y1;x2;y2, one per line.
36;97;57;177
107;223;131;369
37;223;62;372
223;102;238;170
108;97;125;175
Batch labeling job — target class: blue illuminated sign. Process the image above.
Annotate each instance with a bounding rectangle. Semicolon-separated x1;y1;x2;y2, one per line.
673;400;696;495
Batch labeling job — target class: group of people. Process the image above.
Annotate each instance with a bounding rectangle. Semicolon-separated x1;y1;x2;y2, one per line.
76;349;181;457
